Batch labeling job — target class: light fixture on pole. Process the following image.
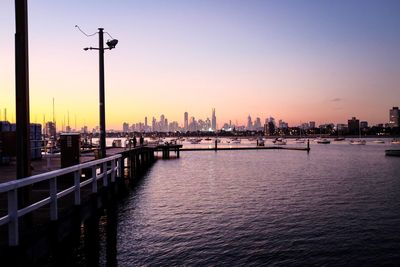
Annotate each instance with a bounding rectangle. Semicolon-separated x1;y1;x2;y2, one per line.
77;26;118;158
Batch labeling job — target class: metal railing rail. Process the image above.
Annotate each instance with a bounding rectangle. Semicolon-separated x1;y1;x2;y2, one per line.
0;154;122;246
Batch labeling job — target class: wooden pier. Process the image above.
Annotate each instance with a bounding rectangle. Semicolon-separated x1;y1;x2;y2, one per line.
0;142;310;264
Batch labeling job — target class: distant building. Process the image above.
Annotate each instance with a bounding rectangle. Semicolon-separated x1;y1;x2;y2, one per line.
184;112;189;131
152;117;156;132
247;115;253;130
211;108;216;131
254;117;262;130
266;117;276;136
278;120;288;129
309;121;316;129
389;107;399;127
122;122;129;132
348;117;360;135
360;121;368;129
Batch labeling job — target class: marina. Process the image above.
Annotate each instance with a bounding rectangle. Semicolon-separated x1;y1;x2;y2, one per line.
1;0;400;265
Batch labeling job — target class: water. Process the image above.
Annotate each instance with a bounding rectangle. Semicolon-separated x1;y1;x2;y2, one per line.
110;142;400;266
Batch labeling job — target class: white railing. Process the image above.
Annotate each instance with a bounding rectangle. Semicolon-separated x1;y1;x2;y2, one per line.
0;154;122;247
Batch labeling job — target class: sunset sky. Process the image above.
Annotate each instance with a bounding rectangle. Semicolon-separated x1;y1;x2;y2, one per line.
1;0;400;130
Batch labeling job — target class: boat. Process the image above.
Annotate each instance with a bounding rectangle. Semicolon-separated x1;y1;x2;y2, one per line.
273;138;286;145
334;137;345;141
385;149;400;157
215;138;221;143
231;138;241;144
294;138;305;144
372;140;385;144
317;139;330;144
350;122;366;145
391;139;400;145
204;137;212;141
189;138;202;144
350;139;366;145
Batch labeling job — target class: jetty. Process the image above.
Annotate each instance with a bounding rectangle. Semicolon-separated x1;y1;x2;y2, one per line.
0;140;310;264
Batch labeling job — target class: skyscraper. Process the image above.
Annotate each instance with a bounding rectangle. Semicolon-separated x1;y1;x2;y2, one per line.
247;115;253;130
184;112;189;131
389;107;399;127
211;108;216;131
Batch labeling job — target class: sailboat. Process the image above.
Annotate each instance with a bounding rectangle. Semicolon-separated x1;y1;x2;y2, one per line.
295;126;306;143
350;122;366;145
334;124;345;141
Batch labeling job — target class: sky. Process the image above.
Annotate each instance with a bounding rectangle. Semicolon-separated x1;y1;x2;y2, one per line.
1;0;400;130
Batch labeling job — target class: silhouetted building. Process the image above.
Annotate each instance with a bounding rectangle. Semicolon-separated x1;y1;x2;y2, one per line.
247;115;253;130
211;108;216;131
184;112;189;131
360;121;368;129
348;117;360;135
266;117;276;136
122;122;129;132
389;107;399;127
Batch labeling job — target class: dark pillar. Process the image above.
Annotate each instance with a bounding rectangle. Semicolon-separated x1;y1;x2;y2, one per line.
15;0;31;212
15;0;31;180
98;28;106;158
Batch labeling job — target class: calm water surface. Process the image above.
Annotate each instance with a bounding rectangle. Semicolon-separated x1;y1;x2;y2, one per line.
112;142;400;266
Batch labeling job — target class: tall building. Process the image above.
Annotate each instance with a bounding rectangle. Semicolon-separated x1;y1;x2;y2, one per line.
122;122;129;132
152;117;156;132
254;117;262;130
267;117;276;136
389;107;399;127
247;115;253;130
211;108;216;131
184;112;189;131
348;117;360;135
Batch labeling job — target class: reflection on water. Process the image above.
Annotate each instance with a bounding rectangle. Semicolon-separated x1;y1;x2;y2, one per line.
46;143;400;266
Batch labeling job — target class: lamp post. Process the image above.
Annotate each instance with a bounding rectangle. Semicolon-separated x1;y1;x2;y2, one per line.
83;28;118;158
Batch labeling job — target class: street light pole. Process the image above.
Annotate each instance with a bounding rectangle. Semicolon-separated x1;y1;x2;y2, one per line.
98;28;106;158
15;0;31;179
80;26;118;158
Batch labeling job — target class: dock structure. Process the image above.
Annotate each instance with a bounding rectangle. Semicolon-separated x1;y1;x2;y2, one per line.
0;144;181;263
0;142;309;263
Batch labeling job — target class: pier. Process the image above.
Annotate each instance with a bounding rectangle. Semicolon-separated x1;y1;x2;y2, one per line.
0;141;309;264
0;144;182;264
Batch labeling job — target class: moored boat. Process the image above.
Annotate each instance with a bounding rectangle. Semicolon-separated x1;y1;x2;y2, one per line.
385;149;400;157
317;139;330;144
350;140;366;145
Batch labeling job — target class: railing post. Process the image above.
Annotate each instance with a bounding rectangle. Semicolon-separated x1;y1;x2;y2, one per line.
92;166;97;193
8;189;19;246
103;162;108;187
50;177;58;221
111;159;116;182
117;157;122;178
74;170;81;205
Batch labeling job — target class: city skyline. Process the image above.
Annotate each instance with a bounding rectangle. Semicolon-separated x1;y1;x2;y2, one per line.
1;1;400;129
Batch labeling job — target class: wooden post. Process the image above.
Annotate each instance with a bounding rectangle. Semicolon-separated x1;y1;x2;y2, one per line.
74;170;81;205
49;177;58;221
8;189;19;246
